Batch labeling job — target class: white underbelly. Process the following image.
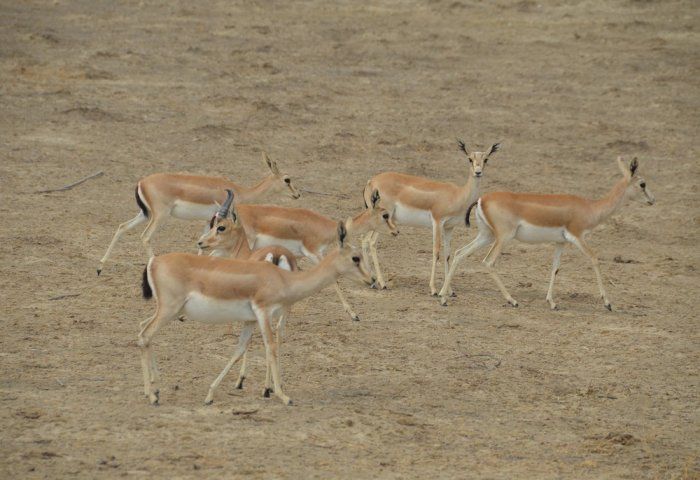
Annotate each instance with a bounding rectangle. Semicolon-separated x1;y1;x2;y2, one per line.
183;293;256;324
515;222;566;244
392;204;433;227
253;234;305;258
171;201;218;221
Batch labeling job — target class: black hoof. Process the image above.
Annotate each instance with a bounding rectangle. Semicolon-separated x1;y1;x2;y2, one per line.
606;304;612;312
204;399;213;406
96;268;102;276
263;388;272;398
236;378;245;390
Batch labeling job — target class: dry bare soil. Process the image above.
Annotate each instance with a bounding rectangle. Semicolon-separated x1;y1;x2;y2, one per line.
1;1;698;478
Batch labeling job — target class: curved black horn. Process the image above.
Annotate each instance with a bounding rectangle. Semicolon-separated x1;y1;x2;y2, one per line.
457;139;469;156
217;189;234;219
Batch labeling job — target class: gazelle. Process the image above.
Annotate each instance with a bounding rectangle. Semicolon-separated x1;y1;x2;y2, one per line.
97;152;301;275
197;189;298;395
229;191;399;321
139;223;374;406
363;140;500;295
438;156;655;310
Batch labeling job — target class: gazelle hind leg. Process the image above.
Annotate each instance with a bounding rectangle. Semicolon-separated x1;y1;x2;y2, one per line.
546;245;564;310
138;303;182;404
439;232;492;305
234;351;249;389
98;211;148;274
482;238;519;307
205;322;256;405
139;212;168;258
429;219;443;296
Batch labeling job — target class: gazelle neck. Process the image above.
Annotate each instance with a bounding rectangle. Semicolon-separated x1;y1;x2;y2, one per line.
462;172;481;205
278;250;341;304
592;175;630;224
233;175;276;203
345;210;372;236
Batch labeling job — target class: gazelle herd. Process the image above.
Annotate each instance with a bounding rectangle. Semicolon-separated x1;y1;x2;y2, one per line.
99;144;655;406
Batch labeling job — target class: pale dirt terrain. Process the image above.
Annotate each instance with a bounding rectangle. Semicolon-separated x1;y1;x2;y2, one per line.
1;0;698;478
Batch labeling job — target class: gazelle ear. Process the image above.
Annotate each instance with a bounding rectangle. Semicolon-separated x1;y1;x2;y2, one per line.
630;157;639;176
371;189;381;209
457;139;469;156
263;151;280;175
487;142;501;157
617;156;631;178
230;207;238;224
337;221;348;247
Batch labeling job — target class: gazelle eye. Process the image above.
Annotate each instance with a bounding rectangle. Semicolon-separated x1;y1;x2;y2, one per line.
284;177;291;184
352;256;361;264
640;182;646;188
217;225;226;232
382;213;389;219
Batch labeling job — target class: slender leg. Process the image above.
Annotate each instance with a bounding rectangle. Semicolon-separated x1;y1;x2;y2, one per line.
137;302;182;405
365;231;387;289
252;304;291;405
442;226;456;297
139;212;166;259
565;233;611;310
482;238;519;307
205;322;256;405
234;350;248;389
429;219;442;296
264;311;287;397
439;232;492;305
546;245;564;310
98;211;147;274
335;282;360;321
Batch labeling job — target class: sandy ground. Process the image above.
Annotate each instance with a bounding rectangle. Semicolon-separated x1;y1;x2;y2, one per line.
1;0;699;478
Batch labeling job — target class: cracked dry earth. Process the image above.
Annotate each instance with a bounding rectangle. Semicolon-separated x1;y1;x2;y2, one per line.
1;1;698;479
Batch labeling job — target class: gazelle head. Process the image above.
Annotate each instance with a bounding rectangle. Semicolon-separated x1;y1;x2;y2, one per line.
334;222;375;287
263;152;302;199
617;156;655;205
457;140;500;178
350;189;399;237
198;189;244;252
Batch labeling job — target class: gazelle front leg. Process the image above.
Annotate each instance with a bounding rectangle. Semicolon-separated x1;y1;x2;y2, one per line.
335;282;360;321
565;232;612;311
442;225;456;297
205;321;255;405
546;245;564;310
364;231;387;289
253;304;291;405
439;232;492;306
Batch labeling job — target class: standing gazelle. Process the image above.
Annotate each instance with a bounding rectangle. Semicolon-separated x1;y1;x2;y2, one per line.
97;152;301;274
363;140;500;295
438;156;655;310
139;223;375;406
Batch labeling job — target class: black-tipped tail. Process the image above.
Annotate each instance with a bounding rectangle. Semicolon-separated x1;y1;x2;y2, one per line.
142;267;153;299
465;200;479;227
135;185;150;219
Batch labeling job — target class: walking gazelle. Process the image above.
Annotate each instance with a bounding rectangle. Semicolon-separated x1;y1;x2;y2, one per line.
198;189;298;395
98;152;301;274
362;140;500;295
438;156;655;310
139;223;375;406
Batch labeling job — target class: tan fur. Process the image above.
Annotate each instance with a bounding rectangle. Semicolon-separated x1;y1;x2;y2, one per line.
98;152;300;274
363;141;499;294
439;157;654;310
